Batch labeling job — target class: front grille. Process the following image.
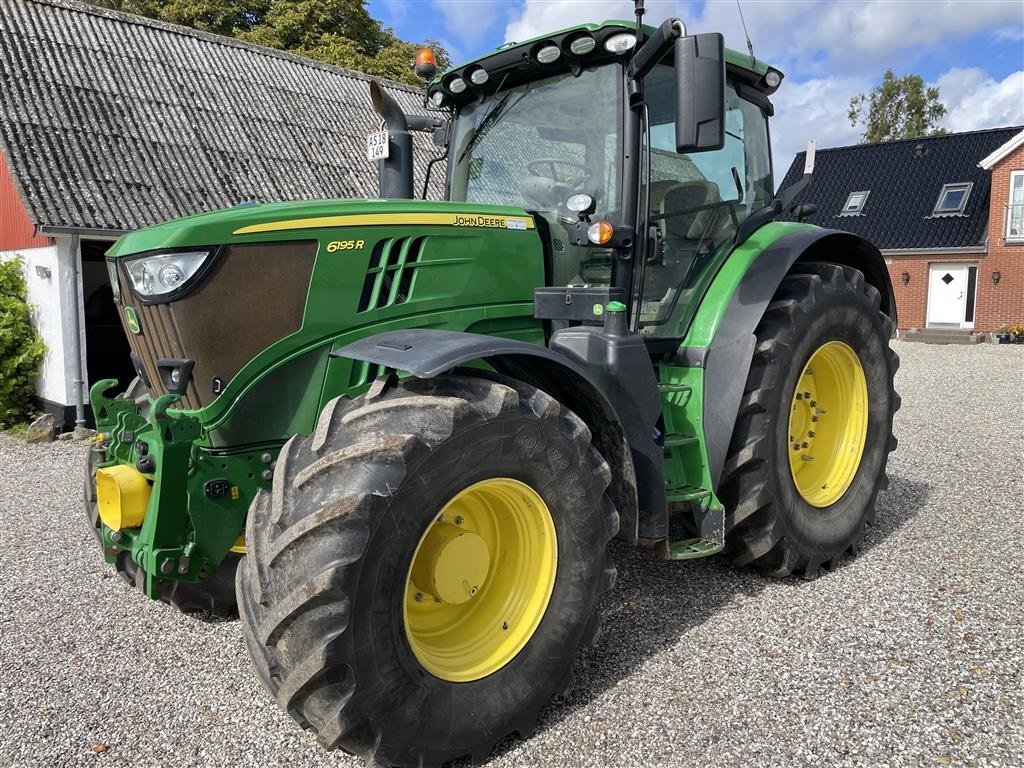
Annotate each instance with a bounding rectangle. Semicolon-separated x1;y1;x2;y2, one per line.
117;242;317;409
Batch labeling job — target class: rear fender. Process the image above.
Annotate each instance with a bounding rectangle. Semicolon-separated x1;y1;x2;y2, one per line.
333;330;643;543
698;227;894;488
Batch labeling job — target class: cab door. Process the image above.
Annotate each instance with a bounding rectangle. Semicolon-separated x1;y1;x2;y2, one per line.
636;66;773;341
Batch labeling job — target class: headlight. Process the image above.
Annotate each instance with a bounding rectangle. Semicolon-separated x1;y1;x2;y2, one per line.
536;44;561;64
604;33;636;54
569;35;596;55
125;251;211;299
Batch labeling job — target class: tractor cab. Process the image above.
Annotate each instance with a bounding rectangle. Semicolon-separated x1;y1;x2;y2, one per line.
428;20;780;339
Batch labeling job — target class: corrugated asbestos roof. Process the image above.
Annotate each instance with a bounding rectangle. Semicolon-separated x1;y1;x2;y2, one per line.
0;0;445;233
777;126;1023;251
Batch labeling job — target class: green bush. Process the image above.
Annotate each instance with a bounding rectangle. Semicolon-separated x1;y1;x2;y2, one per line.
0;257;46;426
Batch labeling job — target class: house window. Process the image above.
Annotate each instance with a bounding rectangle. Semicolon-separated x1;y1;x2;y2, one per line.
841;190;869;215
933;182;972;215
1008;171;1024;241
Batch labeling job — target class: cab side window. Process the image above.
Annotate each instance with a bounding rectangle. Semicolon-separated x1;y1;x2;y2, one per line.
639;65;772;337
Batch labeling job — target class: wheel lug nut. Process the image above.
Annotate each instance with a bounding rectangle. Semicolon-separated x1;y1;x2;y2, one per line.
454;516;464;526
802;441;808;448
414;592;424;602
808;431;816;438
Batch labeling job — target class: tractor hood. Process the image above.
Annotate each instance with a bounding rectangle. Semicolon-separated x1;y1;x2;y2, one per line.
105;196;546;432
107;199;538;258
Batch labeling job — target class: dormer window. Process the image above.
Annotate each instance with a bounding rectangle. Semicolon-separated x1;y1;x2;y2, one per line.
841;190;869;215
933;183;972;215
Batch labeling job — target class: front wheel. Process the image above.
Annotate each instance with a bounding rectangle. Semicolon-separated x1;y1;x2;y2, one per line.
721;262;900;578
237;374;617;768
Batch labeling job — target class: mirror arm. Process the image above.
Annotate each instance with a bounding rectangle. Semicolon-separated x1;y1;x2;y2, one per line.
628;18;685;81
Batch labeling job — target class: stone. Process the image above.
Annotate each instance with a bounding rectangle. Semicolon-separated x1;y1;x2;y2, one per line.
72;426;96;441
25;413;55;443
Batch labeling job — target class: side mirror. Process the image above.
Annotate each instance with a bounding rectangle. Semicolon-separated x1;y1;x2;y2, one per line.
674;33;725;153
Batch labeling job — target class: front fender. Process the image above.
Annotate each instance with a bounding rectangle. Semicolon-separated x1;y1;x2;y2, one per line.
332;329;646;543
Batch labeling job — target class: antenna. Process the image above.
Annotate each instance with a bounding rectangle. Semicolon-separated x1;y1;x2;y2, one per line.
735;0;756;66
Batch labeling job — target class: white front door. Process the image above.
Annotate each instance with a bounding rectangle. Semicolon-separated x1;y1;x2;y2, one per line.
926;263;973;328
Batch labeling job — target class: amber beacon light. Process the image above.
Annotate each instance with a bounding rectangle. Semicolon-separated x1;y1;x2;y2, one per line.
414;48;438;79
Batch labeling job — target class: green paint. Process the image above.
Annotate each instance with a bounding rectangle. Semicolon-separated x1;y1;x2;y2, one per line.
123;306;140;334
605;300;626;312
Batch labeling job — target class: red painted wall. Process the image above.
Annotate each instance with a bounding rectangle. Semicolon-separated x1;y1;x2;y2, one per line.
0;149;51;251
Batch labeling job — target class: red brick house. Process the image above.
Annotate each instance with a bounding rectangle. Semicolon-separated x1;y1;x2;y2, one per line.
778;126;1024;339
977;130;1024;333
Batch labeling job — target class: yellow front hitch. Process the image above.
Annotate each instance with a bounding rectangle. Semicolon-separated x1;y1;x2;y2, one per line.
95;465;152;531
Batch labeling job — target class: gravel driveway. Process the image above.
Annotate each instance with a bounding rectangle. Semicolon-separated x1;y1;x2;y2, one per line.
1;340;1022;768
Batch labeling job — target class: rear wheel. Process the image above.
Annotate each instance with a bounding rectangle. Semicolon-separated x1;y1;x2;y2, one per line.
721;262;900;578
83;378;240;619
237;374;617;767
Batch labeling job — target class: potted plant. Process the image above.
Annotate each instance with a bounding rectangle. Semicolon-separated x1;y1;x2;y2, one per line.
994;326;1012;344
1009;324;1024;344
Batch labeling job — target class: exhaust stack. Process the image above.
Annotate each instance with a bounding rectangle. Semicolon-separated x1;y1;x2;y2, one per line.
370;81;414;199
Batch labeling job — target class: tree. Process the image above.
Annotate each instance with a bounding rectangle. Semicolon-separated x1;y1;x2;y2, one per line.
848;70;948;144
92;0;448;86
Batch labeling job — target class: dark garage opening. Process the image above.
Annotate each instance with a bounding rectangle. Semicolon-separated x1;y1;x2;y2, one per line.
81;239;135;404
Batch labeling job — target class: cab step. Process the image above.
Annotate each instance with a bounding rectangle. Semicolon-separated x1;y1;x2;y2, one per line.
667;538;724;560
665;483;710;502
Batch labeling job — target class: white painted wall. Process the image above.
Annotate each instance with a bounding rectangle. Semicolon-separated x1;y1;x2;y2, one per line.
0;242;70;405
3;235;122;417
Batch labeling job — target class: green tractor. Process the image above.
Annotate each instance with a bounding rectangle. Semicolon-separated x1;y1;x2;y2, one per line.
86;7;899;767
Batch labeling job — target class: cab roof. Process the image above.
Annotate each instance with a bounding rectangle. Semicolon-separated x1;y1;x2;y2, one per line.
427;19;781;109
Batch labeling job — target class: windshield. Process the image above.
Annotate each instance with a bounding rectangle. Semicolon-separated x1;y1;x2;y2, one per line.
449;66;623;222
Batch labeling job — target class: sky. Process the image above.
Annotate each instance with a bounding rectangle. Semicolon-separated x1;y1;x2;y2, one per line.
369;0;1024;173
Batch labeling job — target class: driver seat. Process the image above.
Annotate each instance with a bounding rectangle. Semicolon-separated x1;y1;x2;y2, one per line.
659;180;722;241
639;180;724;327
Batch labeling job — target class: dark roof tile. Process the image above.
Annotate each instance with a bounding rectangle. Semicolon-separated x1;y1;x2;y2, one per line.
777;127;1023;250
0;0;443;232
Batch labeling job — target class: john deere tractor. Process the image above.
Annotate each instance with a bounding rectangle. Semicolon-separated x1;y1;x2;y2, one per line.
86;7;899;767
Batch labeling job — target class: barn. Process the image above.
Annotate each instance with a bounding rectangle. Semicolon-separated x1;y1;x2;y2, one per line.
0;0;440;427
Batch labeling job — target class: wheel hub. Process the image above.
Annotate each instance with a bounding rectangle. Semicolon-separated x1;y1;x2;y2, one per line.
403;478;557;682
410;523;490;605
787;341;869;508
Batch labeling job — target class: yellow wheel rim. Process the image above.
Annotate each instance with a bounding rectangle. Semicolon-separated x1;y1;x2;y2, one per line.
787;341;869;508
403;478;557;682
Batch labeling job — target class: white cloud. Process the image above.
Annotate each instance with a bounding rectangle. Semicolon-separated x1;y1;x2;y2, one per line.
770;75;870;175
692;0;1024;77
433;0;511;48
937;68;1024;132
504;0;680;44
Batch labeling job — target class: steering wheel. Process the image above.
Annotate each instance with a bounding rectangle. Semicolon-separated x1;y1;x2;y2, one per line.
526;158;592;187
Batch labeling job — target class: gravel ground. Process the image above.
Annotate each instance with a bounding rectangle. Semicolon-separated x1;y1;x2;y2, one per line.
1;340;1022;768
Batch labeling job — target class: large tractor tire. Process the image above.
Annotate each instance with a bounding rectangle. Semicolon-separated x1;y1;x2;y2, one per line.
721;262;900;578
237;373;617;768
83;378;240;619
